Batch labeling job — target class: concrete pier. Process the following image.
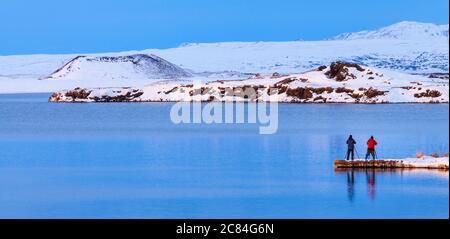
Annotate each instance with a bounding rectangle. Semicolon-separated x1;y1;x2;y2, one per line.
334;159;449;170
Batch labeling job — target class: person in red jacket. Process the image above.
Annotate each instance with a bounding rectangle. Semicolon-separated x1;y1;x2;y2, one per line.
365;136;377;160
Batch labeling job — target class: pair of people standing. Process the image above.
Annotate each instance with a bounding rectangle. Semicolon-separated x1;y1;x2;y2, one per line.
346;135;378;161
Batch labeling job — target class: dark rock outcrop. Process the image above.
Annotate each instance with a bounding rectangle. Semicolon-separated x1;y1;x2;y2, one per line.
414;90;442;98
325;61;365;81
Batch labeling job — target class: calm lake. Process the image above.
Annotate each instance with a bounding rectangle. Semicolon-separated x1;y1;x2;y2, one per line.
0;93;448;218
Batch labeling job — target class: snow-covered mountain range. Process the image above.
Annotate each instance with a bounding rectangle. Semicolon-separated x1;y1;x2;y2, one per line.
0;21;448;94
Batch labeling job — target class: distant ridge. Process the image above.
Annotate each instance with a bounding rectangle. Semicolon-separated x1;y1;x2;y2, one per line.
331;21;449;40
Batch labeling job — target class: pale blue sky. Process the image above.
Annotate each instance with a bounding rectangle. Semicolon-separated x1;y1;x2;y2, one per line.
0;0;448;55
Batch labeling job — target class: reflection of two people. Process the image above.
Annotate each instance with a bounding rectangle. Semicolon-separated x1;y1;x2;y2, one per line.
346;169;376;201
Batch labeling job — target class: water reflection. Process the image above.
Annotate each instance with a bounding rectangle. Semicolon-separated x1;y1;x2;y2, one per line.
344;169;377;201
346;170;355;202
366;170;376;200
338;168;449;203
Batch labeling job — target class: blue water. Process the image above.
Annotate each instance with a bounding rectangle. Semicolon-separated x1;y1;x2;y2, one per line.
0;93;448;218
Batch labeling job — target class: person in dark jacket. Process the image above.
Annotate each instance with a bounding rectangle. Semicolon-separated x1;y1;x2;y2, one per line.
365;136;378;160
346;135;357;161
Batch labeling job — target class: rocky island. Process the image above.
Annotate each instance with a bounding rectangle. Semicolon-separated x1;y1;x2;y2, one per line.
49;62;449;103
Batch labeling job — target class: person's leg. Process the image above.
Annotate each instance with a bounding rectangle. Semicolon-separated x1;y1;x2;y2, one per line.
351;149;354;160
365;149;369;160
346;149;350;160
371;150;375;160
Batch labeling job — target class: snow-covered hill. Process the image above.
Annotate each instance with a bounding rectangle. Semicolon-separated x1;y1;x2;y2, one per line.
49;62;449;104
331;21;449;40
43;54;192;81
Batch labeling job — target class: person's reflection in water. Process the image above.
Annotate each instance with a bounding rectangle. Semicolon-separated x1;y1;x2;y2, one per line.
346;170;355;202
366;169;376;200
